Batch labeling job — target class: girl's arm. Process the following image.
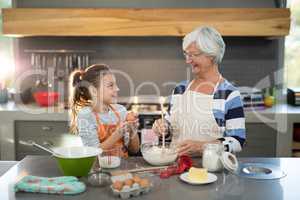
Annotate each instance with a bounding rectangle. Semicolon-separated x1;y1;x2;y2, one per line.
77;107;124;150
77;108;100;147
99;129;124;150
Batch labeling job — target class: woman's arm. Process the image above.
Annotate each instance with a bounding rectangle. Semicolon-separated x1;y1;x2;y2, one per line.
222;90;246;153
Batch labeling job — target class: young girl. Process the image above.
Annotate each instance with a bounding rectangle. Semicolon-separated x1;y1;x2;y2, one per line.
69;64;140;157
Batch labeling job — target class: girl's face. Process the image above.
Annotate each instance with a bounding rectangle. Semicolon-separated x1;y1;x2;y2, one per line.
184;42;214;75
98;73;119;105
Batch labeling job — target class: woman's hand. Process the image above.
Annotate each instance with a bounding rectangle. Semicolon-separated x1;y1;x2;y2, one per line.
152;118;168;137
177;140;206;156
177;140;222;156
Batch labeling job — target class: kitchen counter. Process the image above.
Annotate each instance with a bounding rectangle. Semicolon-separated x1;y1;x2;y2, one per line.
0;161;17;177
0;156;299;200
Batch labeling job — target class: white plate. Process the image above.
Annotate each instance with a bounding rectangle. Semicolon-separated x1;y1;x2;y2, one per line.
179;172;218;185
98;156;121;169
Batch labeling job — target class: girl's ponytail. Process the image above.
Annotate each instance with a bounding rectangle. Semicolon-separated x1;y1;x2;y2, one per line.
69;64;110;133
69;70;91;133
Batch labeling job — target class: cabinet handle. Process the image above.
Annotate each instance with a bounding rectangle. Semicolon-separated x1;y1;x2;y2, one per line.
41;126;53;131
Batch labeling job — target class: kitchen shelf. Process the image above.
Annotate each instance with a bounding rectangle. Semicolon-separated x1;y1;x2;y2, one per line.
2;8;290;37
24;49;96;54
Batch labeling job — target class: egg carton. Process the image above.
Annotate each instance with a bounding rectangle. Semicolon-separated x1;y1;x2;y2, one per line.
110;183;153;199
110;173;153;199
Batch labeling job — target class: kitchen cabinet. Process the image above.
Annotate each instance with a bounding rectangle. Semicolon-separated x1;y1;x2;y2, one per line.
14;120;82;160
238;123;277;157
2;8;290;37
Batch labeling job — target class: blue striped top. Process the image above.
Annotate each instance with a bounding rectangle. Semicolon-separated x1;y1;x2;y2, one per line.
169;79;246;146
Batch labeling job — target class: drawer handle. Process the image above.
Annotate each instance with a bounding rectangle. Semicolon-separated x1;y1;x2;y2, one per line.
41;126;53;131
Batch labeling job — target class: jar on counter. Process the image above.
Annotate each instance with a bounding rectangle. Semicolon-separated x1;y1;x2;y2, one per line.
202;143;224;172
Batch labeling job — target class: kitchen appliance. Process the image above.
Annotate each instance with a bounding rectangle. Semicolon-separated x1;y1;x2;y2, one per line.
287;87;300;106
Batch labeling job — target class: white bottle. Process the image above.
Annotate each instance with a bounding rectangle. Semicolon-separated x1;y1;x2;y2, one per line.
202;143;224;172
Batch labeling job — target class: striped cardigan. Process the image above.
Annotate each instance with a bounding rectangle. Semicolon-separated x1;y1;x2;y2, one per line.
166;79;246;153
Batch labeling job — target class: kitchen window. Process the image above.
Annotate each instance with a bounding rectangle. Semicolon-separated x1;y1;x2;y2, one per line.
285;0;300;87
0;0;14;89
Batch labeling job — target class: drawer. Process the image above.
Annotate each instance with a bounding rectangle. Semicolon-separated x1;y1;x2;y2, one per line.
15;121;82;160
15;121;69;139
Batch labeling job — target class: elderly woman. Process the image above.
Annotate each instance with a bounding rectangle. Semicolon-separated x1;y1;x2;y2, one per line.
153;26;246;156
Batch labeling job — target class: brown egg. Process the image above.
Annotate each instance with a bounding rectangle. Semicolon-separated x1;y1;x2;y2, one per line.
139;178;150;188
124;179;134;187
126;112;137;122
112;181;124;191
132;176;142;184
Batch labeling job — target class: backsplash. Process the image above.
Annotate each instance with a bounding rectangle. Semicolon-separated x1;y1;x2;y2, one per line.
15;36;281;99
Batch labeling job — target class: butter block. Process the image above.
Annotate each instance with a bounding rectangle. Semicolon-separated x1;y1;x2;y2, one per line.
188;167;208;182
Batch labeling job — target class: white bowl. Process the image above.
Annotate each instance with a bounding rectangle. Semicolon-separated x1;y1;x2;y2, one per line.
141;144;177;166
53;146;102;159
98;156;121;169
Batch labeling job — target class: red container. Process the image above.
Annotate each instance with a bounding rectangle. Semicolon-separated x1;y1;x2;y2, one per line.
33;91;59;107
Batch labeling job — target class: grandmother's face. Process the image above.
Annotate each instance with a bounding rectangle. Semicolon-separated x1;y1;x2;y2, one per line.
184;42;214;75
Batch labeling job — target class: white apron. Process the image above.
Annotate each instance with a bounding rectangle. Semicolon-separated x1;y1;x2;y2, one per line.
170;76;223;143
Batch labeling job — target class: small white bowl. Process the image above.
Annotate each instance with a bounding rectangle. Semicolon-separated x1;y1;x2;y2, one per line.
98;156;121;169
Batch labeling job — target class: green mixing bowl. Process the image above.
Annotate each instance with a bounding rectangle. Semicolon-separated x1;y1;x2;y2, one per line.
53;146;102;177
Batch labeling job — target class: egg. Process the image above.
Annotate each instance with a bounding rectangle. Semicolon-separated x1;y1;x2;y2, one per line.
132;183;140;189
112;181;124;191
124;179;134;187
126;112;137;122
121;185;131;192
132;175;142;184
139;178;150;188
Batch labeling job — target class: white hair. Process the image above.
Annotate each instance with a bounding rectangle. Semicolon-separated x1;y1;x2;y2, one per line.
182;26;226;65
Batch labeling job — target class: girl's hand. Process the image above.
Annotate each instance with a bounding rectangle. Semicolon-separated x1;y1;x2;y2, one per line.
126;112;139;137
126;111;138;122
152;118;168;137
116;122;128;136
